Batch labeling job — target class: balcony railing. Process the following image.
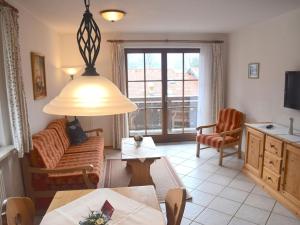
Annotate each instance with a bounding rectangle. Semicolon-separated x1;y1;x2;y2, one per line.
128;96;198;135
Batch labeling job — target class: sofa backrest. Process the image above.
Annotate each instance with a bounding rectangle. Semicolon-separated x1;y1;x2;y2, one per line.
47;118;70;151
31;129;65;168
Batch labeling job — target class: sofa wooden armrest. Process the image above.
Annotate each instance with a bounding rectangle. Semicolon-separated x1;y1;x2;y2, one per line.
84;128;103;136
28;165;95;189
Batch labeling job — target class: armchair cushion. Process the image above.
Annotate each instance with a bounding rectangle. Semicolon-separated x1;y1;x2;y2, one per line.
216;108;243;134
196;133;238;148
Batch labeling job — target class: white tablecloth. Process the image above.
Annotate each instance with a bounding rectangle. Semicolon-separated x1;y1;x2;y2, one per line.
40;189;165;225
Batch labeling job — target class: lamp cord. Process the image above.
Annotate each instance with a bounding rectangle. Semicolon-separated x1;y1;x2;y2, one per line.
84;0;90;10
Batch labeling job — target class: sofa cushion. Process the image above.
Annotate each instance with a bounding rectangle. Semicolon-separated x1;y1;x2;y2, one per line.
67;118;88;145
65;136;104;154
31;129;65;168
47;118;70;151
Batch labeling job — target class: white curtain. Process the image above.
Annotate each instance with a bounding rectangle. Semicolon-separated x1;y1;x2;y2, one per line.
0;7;32;157
212;43;225;121
111;43;129;149
197;43;224;126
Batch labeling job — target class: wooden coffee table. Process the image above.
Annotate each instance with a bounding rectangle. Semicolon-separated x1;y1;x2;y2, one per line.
121;137;164;187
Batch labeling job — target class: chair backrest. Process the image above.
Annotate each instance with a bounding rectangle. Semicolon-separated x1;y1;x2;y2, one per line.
165;188;186;225
1;197;35;225
216;108;244;133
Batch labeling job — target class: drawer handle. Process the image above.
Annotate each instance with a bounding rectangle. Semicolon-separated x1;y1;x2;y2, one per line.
270;144;276;149
269;161;274;165
267;176;273;182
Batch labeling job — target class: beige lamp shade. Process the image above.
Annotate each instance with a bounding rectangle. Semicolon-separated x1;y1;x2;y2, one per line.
43;76;137;116
100;10;126;22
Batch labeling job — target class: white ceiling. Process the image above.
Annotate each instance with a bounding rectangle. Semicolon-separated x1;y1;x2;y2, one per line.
13;0;300;34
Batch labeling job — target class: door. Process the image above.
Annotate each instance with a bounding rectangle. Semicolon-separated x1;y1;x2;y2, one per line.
280;143;300;207
245;127;265;177
125;48;200;142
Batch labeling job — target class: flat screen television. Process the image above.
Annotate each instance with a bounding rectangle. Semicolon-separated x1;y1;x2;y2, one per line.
284;71;300;110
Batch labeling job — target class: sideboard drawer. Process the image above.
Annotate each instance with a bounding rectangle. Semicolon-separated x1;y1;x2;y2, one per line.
262;167;280;191
263;151;282;174
265;135;283;157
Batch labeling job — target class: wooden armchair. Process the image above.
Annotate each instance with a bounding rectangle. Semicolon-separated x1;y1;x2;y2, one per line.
1;197;35;225
165;188;186;225
196;108;245;166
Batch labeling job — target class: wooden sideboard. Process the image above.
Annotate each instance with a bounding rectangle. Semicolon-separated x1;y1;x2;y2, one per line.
243;123;300;217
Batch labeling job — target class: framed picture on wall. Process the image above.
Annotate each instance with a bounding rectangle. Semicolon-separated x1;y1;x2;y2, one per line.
248;63;259;79
31;52;47;100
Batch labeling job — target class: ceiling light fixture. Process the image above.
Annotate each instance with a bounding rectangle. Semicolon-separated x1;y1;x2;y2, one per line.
100;9;126;22
43;0;137;116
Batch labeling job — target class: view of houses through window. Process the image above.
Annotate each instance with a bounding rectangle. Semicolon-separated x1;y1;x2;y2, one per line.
126;48;200;141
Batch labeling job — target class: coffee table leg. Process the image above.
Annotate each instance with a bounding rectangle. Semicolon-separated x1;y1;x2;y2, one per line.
127;159;156;187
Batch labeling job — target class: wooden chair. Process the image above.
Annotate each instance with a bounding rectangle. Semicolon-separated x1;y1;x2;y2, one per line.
196;108;245;166
165;188;186;225
1;197;35;225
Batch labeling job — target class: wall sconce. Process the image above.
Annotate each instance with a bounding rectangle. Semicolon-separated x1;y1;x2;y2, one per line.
62;67;81;80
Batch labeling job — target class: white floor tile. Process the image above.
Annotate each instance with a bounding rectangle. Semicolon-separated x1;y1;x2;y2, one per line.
219;187;249;203
180;217;193;225
190;190;216;207
183;202;205;220
244;193;276;211
229;217;257;225
215;167;240;178
198;163;220;173
207;174;233;186
251;185;272;198
229;179;255;192
266;213;300;225
175;165;195;175
188;168;213;180
196;181;225;195
194;208;232;225
181;159;204;168
182;176;204;189
273;202;298;219
236;204;270;225
208;196;241;215
168;156;187;164
235;173;255;183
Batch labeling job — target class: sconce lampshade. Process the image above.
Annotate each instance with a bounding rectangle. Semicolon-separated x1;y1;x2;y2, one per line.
43;76;137;116
62;67;82;76
100;9;126;22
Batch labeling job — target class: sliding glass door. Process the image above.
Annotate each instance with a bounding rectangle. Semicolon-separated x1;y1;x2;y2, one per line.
126;48;200;142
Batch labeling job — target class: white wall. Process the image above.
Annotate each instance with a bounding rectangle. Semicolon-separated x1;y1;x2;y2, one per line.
60;32;227;146
1;1;67;197
227;8;300;129
9;0;68;134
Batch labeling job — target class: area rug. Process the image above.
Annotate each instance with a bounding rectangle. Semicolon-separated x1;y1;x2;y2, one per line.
102;157;192;202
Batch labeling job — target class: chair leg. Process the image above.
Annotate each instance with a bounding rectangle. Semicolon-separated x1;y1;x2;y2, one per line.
238;143;242;159
196;143;200;157
219;147;223;166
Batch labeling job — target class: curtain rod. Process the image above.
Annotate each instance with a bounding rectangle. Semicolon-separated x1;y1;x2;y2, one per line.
0;0;18;13
107;39;224;44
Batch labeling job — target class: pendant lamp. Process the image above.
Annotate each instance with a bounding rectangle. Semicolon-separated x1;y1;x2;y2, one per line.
43;0;137;116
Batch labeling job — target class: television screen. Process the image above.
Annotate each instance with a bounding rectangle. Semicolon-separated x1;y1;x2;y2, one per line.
284;71;300;110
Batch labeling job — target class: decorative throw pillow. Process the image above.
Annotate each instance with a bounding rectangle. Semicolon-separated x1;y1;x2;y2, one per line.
67;118;88;145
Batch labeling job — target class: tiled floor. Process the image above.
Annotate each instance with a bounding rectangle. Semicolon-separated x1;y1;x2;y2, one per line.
156;142;300;225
